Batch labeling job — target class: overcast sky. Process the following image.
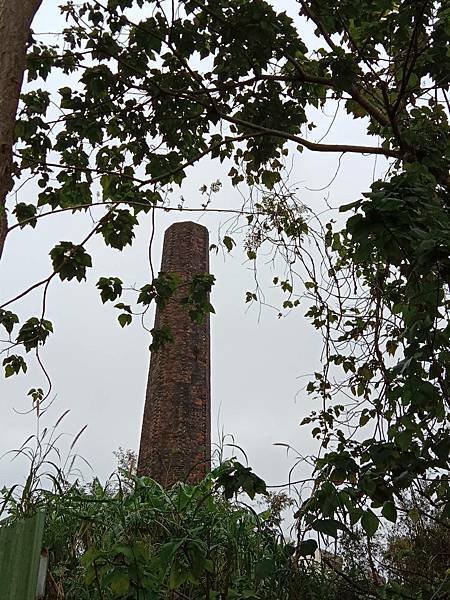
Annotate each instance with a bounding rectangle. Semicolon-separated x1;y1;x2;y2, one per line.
0;1;390;499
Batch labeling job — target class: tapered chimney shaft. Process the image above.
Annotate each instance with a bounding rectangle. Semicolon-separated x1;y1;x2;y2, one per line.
137;221;211;486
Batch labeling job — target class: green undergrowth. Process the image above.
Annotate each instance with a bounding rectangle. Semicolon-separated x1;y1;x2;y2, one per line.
0;457;365;600
1;452;449;599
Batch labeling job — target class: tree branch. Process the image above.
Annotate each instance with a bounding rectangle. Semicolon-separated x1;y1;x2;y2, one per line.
7;202;264;234
215;110;400;158
1;211;108;310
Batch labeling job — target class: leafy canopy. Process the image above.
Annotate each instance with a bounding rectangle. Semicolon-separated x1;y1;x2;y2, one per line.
1;0;449;547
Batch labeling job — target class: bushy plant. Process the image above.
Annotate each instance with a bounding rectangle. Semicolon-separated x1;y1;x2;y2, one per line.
2;454;298;599
2;439;448;599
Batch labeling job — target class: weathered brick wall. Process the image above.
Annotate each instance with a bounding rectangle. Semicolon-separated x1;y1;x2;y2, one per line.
137;221;211;486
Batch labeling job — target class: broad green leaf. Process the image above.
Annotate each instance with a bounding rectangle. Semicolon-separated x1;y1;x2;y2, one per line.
382;501;397;523
361;510;379;536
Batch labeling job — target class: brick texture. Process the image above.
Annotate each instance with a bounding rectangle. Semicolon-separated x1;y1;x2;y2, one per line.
137;221;211;486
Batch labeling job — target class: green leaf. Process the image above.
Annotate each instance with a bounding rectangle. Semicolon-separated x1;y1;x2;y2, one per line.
215;460;267;500
100;210;138;250
13;203;37;228
345;99;367;119
3;355;27;377
150;325;174;352
169;562;188;590
298;539;318;557
152;272;181;308
159;540;184;567
28;388;44;403
359;412;370;427
396;430;412;451
0;310;19;335
109;572;129;596
361;510;379;536
16;318;53;352
382;501;397;523
223;236;235;252
261;169;281;189
255;557;275;580
50;242;92;282
281;280;293;293
408;507;420;524
181;273;215;324
118;313;132;327
97;277;123;303
311;519;347;539
339;199;362;212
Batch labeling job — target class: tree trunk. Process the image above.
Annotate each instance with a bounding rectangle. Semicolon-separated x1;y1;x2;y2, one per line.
0;0;42;260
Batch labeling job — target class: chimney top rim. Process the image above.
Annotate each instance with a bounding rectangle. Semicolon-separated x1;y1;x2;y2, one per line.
165;221;208;233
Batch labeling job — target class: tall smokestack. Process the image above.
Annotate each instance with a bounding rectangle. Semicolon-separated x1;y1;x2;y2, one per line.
137;221;211;486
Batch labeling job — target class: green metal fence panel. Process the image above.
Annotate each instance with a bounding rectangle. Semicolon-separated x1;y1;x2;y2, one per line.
0;511;45;600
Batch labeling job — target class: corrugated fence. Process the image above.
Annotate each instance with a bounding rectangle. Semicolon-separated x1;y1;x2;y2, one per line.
0;511;46;599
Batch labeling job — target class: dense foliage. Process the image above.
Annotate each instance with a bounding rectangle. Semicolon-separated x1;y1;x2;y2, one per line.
0;0;449;564
1;449;449;599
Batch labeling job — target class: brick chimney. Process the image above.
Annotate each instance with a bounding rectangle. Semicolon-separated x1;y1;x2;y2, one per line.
137;221;211;486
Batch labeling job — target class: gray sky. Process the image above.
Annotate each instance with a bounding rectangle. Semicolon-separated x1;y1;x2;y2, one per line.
0;0;390;497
